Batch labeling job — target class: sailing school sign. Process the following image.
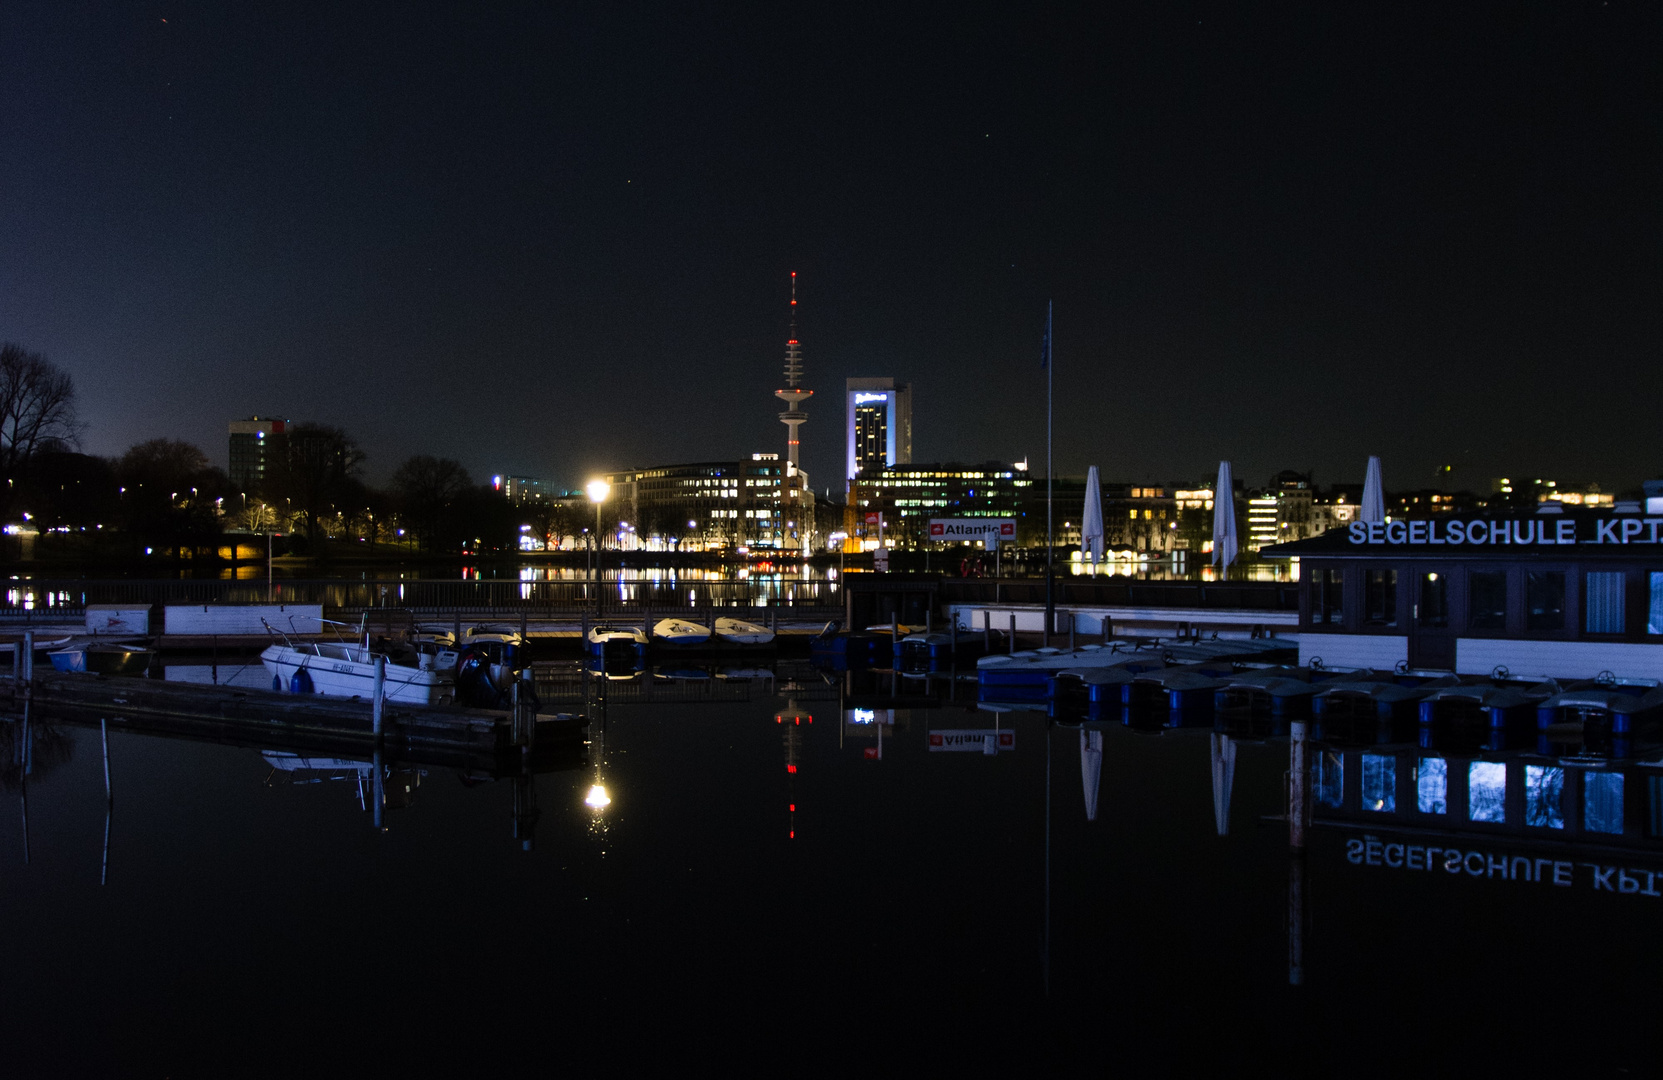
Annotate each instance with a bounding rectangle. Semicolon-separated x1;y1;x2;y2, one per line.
1348;518;1663;547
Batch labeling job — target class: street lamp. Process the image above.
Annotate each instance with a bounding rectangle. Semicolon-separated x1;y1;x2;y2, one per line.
587;479;610;598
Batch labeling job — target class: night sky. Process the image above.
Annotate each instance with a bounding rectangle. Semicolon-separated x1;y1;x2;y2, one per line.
3;2;1659;494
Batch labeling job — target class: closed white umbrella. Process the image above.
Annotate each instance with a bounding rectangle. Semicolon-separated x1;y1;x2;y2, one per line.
1361;455;1386;524
1210;732;1237;836
1080;729;1103;822
1212;461;1237;577
1081;465;1104;569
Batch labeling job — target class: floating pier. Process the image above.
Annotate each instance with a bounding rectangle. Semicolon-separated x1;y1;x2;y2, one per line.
2;670;584;758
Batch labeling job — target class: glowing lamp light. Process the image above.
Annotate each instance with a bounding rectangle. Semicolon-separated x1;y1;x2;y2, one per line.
585;783;611;809
587;479;610;504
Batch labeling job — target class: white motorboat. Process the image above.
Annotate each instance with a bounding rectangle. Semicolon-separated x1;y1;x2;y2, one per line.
261;642;453;705
714;617;774;647
588;623;648;657
653;618;713;647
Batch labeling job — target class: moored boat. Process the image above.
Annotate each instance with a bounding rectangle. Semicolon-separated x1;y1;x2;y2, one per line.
714;616;774;647
261;642;453;705
48;642;156;677
653;618;713;647
588;623;649;658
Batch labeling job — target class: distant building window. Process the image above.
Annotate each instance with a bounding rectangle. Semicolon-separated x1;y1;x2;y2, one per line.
1585;572;1626;634
1526;571;1565;632
1468;761;1507;823
1469;571;1507;631
1418;573;1448;628
1364;569;1397;627
1649;572;1663;635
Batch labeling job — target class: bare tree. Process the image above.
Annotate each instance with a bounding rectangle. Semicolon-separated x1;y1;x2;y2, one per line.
0;343;82;516
390;455;473;551
262;424;366;543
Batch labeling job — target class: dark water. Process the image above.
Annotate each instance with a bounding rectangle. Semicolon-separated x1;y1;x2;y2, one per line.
1;683;1659;1076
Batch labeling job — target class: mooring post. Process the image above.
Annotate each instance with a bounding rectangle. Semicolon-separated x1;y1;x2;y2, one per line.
643;602;653;642
891;615;900;663
1289;719;1310;851
452;611;462;644
949;616;957;655
100;717;112;804
984;609;991;653
21;630;33;705
1068;612;1075;652
926;608;933;635
520;608;528;647
1008;613;1016;655
372;655;386;741
1288;852;1306;986
372;748;385;831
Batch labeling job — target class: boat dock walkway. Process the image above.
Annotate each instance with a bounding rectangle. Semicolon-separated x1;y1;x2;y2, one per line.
1;671;585;759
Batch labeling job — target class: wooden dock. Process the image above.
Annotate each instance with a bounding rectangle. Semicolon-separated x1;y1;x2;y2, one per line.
1;671;586;759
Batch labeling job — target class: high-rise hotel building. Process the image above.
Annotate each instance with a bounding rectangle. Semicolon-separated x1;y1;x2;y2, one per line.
845;377;912;480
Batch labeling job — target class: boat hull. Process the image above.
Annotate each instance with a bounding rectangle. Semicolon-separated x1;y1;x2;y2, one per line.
261;645;452;705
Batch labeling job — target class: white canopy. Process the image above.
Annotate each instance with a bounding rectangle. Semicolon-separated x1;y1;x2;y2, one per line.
1081;465;1104;565
1212;461;1237;574
1361;455;1386;524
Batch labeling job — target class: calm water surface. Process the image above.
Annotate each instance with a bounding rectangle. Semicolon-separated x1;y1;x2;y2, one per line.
0;679;1657;1075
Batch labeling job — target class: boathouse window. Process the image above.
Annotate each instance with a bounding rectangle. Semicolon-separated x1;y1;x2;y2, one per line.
1314;751;1343;808
1649;573;1663;635
1418;573;1448;628
1363;569;1396;626
1416;758;1447;814
1524;765;1565;829
1526;571;1566;632
1585;572;1626;634
1313;569;1343;625
1468;761;1507;823
1584;773;1624;835
1361;754;1396;812
1469;571;1507;631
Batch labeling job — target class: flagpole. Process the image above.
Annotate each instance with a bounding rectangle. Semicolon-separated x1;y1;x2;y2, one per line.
1044;300;1054;640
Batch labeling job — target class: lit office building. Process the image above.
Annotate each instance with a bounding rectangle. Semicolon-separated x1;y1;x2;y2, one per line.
854;461;1029;548
227;416;288;493
604;454;813;552
845;378;912;479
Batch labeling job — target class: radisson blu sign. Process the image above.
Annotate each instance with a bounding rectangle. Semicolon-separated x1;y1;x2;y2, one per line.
930;518;1017;546
1347;518;1663;547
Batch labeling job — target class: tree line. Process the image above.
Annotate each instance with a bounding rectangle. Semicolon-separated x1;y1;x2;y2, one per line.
1;342;521;559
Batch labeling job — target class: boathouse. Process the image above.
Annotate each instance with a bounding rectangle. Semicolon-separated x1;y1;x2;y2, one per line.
1262;507;1663;679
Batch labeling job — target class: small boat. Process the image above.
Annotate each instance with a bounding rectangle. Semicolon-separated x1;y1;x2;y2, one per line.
653;618;713;647
261;642;453;705
714;617;774;647
48;642;155;677
461;624;524;672
408;624;461;673
588;623;648;658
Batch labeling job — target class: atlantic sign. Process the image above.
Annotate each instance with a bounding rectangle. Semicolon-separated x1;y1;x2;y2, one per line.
1347;518;1663;547
930;518;1017;546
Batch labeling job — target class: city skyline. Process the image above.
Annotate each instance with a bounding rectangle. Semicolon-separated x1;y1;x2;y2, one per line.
3;4;1658;491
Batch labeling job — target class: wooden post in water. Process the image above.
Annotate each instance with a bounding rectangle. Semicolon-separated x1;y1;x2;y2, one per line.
372;748;385;831
372;655;386;741
643;602;653;642
926;608;933;635
21;630;32;706
984;609;991;653
891;615;899;665
1289;720;1310;851
1068;612;1075;652
1008;613;1016;655
100;718;112;803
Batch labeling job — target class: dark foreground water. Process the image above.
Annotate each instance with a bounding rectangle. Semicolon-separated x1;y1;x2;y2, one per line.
1;678;1660;1076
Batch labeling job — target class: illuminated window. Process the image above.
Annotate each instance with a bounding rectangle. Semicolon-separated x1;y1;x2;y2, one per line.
1361;754;1395;812
1586;572;1625;633
1525;765;1565;828
1417;757;1447;813
1314;751;1343;808
1468;762;1507;823
1584;772;1623;834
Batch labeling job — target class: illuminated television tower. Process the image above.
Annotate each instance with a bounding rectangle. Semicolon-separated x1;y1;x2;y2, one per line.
774;272;812;476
